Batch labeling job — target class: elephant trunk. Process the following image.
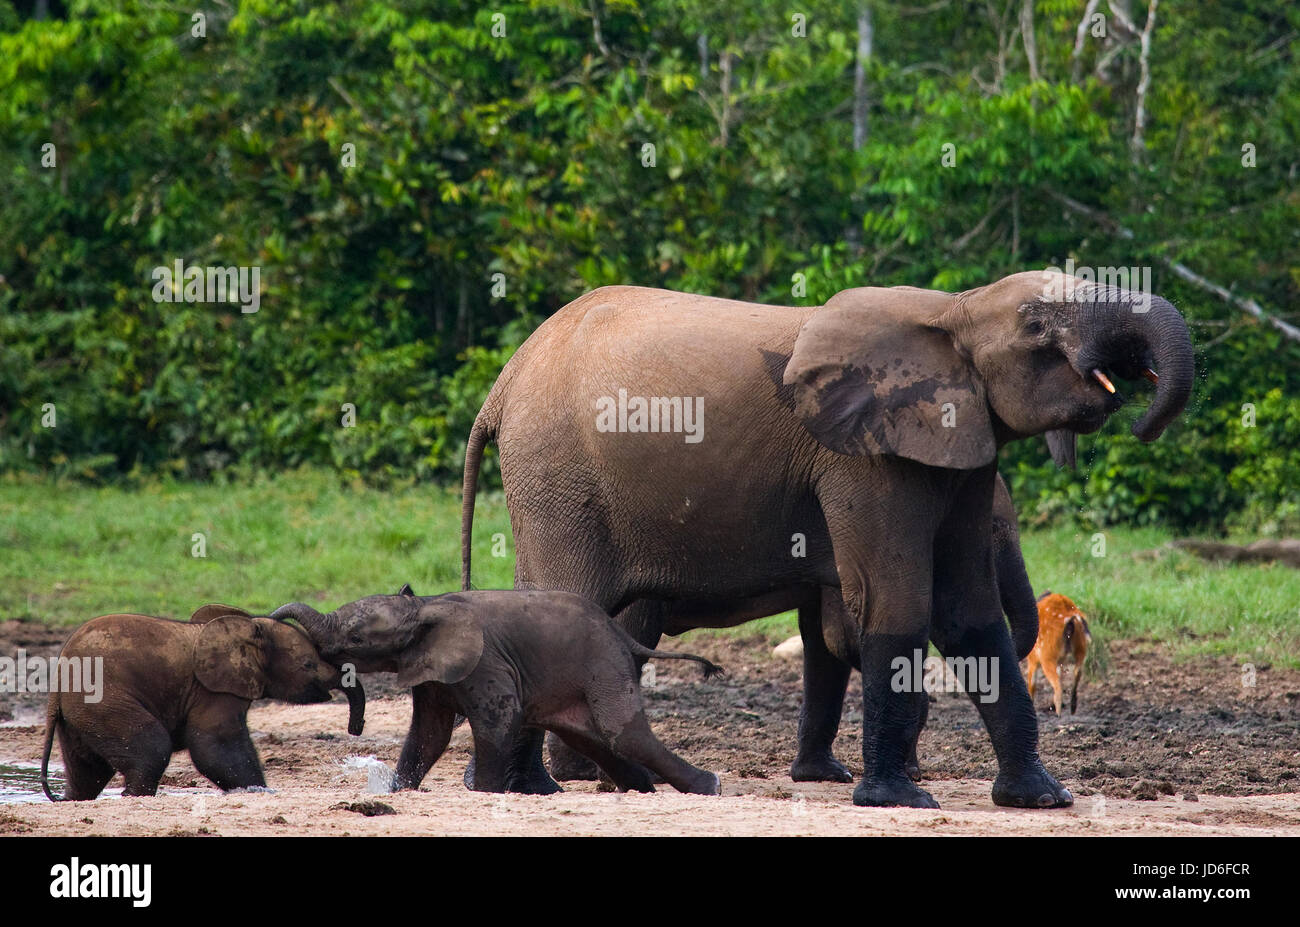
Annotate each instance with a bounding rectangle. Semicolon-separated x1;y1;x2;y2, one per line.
1128;296;1195;442
1075;286;1194;442
270;602;339;650
270;602;364;733
340;675;366;736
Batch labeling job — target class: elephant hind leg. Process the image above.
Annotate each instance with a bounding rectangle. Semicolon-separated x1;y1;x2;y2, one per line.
56;725;117;801
120;739;173;797
791;594;854;783
549;727;656;793
600;712;719;796
547;598;668;783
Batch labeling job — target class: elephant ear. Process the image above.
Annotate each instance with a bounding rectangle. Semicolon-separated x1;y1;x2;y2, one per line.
395;601;484;688
194;616;267;700
190;604;253;624
1044;430;1077;469
783;289;996;469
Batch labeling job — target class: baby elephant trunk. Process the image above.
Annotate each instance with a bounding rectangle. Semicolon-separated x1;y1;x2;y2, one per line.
339;674;366;736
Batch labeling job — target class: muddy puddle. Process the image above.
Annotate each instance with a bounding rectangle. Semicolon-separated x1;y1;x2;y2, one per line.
0;761;63;804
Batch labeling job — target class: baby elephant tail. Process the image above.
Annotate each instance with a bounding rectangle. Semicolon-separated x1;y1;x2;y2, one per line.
627;641;725;680
41;699;64;802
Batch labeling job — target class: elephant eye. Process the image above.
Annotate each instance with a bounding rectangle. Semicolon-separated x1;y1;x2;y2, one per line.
349;634;364;645
1023;318;1045;337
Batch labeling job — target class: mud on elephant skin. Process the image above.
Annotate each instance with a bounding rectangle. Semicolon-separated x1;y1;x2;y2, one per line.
274;586;724;795
41;605;365;801
460;270;1194;809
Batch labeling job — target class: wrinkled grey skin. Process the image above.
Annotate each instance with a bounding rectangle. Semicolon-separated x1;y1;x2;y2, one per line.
460;271;1194;809
41;606;364;801
274;587;723;795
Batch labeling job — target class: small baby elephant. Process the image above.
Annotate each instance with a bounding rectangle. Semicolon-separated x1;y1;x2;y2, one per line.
41;605;366;800
273;587;724;795
1023;592;1092;714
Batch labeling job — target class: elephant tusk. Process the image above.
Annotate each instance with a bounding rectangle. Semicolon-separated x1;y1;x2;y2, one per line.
1142;367;1159;384
1091;369;1117;394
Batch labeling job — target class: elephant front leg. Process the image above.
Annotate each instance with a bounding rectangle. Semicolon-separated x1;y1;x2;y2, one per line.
933;619;1073;808
392;684;457;791
186;724;266;792
791;599;853;783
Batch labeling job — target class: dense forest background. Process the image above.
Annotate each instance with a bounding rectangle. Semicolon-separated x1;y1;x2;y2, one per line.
1;0;1297;532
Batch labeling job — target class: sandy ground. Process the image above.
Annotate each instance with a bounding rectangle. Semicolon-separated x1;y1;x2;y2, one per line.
2;623;1298;836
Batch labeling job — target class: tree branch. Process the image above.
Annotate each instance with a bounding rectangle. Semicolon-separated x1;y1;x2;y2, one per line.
1070;0;1102;83
1132;0;1158;159
1020;0;1039;82
1043;187;1300;343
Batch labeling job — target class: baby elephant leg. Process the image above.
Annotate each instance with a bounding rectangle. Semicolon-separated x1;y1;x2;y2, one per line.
595;708;719;796
86;717;172;797
186;721;266;792
392;684;458;791
56;725;118;801
465;703;526;794
549;728;658;793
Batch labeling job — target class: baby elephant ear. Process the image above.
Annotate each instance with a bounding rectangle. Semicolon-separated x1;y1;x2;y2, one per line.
190;604;253;624
194;616;267;700
396;602;484;688
783;288;996;469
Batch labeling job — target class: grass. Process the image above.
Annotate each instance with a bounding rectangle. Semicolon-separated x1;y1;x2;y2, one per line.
0;469;516;622
1;471;1297;667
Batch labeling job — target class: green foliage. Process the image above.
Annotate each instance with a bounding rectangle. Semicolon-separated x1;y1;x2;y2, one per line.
0;1;1296;529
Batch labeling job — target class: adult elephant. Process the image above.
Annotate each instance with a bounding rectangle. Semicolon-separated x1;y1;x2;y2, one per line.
461;271;1193;807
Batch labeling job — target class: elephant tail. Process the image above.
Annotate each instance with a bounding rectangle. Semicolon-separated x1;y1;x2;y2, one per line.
461;391;502;592
623;637;725;680
41;697;64;802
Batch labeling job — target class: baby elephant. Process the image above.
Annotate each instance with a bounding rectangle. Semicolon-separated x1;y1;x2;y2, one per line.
273;587;724;795
41;605;366;800
1023;592;1092;714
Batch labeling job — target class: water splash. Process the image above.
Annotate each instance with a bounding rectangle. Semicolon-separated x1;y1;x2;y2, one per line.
343;755;395;793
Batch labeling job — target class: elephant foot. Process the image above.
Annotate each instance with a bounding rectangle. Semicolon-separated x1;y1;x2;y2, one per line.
991;762;1074;809
852;775;940;809
790;751;853;783
462;756;564;795
504;764;563;795
684;771;722;796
